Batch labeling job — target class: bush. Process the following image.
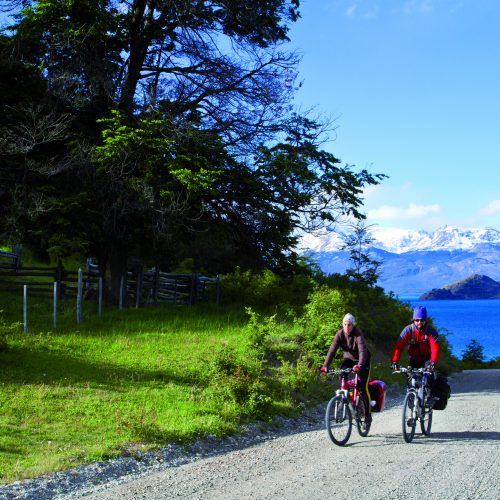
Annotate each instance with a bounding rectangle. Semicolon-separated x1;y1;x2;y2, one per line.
204;344;275;421
299;286;349;364
220;267;314;312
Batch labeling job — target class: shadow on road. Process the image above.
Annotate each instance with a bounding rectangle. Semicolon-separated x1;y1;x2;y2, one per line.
429;430;500;441
346;430;500;448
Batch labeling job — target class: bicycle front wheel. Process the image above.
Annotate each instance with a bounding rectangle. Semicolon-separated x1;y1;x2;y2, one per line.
355;395;371;437
420;398;433;436
325;395;352;446
402;392;417;443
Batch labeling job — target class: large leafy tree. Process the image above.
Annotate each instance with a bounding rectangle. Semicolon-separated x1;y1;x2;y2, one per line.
0;0;387;304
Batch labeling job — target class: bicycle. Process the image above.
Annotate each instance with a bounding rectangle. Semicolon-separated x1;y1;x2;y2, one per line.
393;365;435;443
324;368;371;446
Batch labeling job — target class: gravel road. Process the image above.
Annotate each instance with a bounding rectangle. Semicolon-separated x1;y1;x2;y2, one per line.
2;369;499;499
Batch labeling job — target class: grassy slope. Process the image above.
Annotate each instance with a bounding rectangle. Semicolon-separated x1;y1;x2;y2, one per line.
1;300;262;482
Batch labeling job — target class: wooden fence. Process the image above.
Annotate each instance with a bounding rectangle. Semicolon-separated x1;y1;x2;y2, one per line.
0;246;22;270
0;261;100;298
0;253;221;307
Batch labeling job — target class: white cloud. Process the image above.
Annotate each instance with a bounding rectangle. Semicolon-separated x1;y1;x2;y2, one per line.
342;1;379;19
368;202;441;220
345;4;357;17
362;5;380;19
403;0;434;15
480;200;500;216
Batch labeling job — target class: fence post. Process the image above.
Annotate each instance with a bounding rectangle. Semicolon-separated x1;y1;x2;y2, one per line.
189;274;198;305
55;261;64;299
215;275;221;305
23;285;28;333
98;276;103;316
53;281;58;329
135;269;143;309
76;268;83;324
14;244;22;269
119;275;125;309
152;267;159;303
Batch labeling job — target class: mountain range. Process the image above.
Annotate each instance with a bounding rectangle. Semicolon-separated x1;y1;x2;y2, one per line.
299;226;500;297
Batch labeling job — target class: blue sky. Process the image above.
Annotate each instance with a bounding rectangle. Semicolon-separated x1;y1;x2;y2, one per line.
286;0;500;231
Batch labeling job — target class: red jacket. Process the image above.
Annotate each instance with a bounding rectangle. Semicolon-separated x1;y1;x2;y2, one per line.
392;323;440;364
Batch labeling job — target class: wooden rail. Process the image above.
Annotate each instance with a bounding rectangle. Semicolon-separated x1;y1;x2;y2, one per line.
1;256;221;306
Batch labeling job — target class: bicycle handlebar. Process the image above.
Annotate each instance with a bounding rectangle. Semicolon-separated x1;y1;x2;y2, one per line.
326;368;355;375
392;366;432;375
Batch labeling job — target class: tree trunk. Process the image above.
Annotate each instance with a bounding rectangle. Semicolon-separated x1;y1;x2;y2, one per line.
104;244;129;306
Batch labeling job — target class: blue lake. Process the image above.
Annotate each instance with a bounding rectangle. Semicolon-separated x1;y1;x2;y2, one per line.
398;298;500;361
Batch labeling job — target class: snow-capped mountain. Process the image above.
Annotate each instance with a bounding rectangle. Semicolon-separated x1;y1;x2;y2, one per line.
300;226;500;296
300;226;500;254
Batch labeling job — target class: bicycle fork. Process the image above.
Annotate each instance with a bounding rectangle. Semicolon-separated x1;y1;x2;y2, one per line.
334;388;351;420
408;389;422;425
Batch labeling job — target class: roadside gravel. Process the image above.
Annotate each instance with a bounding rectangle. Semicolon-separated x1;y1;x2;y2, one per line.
1;370;499;499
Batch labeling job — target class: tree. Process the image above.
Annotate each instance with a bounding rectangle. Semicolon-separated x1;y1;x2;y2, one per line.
0;1;388;304
183;114;386;274
1;1;303;297
340;221;382;286
6;0;301;145
461;339;485;368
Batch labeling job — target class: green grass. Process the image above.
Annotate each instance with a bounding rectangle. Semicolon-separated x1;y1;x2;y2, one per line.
1;301;288;483
0;285;466;484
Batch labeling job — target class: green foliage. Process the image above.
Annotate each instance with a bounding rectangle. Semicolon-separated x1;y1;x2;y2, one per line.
300;286;348;363
0;311;22;351
221;267;315;312
483;357;500;369
462;339;485;362
340;221;382;287
205;344;273;421
95;111;219;192
245;307;277;349
461;339;486;370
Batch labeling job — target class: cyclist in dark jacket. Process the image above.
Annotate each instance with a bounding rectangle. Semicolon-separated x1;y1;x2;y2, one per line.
320;313;372;421
391;306;441;370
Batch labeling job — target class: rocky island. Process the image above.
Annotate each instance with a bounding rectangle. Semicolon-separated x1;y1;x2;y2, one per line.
419;274;500;300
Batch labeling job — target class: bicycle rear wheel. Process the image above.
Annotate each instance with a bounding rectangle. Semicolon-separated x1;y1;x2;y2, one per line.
325;395;352;446
402;392;417;443
355;396;371;437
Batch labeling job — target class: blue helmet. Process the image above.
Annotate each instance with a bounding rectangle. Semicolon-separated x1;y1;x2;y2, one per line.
413;306;428;320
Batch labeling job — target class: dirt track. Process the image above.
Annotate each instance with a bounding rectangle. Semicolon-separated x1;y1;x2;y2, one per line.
76;369;500;499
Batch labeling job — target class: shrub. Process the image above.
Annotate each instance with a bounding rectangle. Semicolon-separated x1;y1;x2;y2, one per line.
220;267;314;311
204;344;275;421
299;286;349;364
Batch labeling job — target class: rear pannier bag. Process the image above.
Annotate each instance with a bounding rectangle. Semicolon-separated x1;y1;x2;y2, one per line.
432;375;451;410
368;379;387;412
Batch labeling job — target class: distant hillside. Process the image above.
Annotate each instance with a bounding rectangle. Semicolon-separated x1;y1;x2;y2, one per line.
419;274;500;300
299;226;500;296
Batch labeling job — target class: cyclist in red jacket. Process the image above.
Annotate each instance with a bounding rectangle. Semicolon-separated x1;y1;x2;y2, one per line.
320;313;372;422
391;306;440;371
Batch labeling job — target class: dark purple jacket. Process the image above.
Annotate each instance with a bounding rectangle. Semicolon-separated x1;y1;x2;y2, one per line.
323;327;370;368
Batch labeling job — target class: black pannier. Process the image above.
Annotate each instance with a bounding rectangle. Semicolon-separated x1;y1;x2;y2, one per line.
432;374;451;410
